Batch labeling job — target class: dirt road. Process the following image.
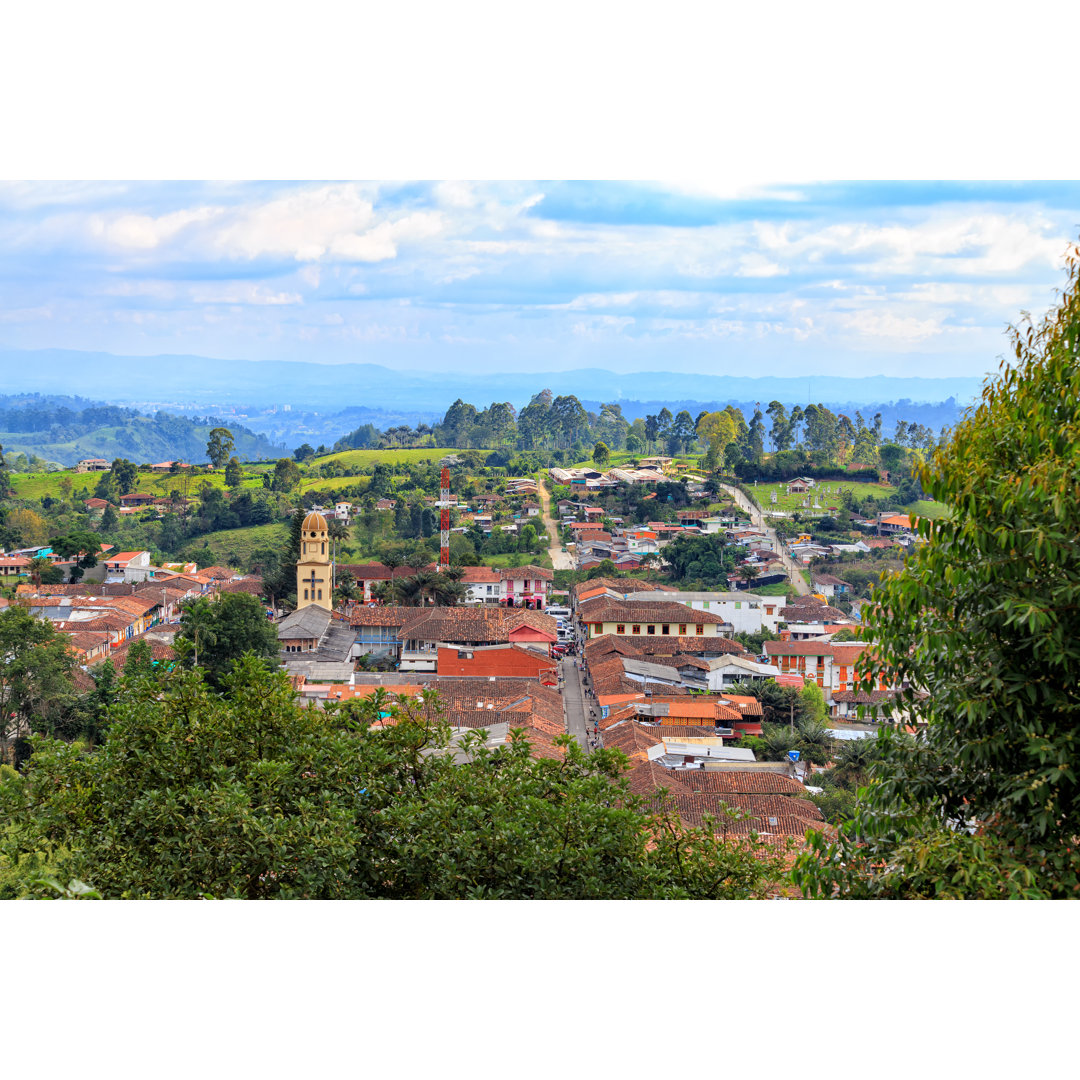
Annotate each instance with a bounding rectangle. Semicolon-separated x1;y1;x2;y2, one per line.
538;476;574;570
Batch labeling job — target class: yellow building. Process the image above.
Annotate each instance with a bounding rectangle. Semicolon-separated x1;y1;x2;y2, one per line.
296;511;332;611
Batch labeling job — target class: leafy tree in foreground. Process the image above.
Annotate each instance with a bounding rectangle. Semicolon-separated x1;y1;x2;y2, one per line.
176;593;278;684
793;242;1080;899
0;607;77;754
0;657;786;899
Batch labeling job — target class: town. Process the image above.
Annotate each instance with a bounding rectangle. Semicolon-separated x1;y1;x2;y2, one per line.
1;403;939;876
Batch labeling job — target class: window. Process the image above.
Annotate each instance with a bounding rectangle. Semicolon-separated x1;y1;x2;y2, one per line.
616;623;625;634
647;624;656;635
735;601;742;609
304;589;309;600
661;624;670;635
632;624;641;635
695;624;704;635
317;589;322;600
679;624;687;635
322;542;326;555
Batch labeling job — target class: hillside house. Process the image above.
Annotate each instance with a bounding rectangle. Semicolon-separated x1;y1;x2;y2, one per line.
76;458;109;472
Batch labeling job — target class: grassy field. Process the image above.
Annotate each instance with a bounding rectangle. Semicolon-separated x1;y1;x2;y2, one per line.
753;581;791;596
907;500;950;520
8;468;267;502
752;479;896;514
483;552;553;569
180;522;288;567
315;447;466;470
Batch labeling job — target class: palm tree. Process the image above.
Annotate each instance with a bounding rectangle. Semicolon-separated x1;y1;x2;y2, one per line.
736;563;760;586
411;569;441;606
327;518;350;567
432;578;467;606
179;598;218;668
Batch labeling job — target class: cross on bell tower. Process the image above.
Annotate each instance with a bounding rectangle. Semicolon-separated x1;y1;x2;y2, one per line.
296;510;332;611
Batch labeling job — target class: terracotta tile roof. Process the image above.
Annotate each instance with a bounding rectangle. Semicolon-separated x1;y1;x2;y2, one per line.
672;771;806;795
346;604;411;627
632;635;747;657
781;603;849;622
63;630;113;655
401;606;555;644
513;726;567;761
578;599;728;625
669;792;825;838
623;760;696;797
600;723;666;764
103;551;147;564
53;614;133;633
719;695;765;716
460;565;501;584
437;644;557;679
500;564;554;580
211;576;262;596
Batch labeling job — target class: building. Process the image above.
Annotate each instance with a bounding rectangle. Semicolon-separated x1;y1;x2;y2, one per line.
811;573;851;598
461;565;503;604
577;598;730;640
296;511;332;611
763;639;887;702
499;565;554;609
102;551;153;582
436;643;557;680
399;607;557;672
627;590;783;635
75;458;110;472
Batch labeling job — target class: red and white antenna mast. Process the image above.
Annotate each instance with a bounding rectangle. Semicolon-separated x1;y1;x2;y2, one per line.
439;466;451;569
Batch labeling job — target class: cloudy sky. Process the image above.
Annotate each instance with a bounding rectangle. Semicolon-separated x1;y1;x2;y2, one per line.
1;180;1076;379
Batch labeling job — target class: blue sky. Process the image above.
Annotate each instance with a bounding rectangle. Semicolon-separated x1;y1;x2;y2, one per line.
1;180;1077;379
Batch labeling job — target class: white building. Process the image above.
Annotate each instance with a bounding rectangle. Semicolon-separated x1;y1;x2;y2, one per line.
627;590;784;635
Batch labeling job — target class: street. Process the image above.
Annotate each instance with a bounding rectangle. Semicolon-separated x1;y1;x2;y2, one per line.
559;656;591;751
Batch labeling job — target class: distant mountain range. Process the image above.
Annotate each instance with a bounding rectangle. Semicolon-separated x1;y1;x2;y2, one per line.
0;348;986;414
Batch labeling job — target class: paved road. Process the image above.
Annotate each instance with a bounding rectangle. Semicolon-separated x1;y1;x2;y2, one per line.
538;476;575;570
718;482;810;596
559;657;591;751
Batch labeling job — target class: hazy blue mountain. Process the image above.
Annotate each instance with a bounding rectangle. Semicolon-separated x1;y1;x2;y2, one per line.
0;348;985;415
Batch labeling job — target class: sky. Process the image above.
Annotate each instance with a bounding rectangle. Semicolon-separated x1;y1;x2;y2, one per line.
1;180;1077;381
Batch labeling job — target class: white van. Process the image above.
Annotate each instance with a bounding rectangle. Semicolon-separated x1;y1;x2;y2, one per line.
547;606;571;620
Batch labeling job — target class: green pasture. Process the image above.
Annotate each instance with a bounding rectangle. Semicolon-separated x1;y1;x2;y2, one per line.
906;500;949;520
751;479;896;514
8;467;266;503
315;447;467;470
180;522;288;567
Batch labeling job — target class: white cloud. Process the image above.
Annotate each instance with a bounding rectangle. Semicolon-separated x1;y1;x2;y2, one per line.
89;206;219;250
839;309;944;342
190;283;302;306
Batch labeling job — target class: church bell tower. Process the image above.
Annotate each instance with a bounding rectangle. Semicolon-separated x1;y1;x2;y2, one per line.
296;511;332;611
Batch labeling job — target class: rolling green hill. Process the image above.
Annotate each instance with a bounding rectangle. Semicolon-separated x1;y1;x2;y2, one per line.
0;394;286;467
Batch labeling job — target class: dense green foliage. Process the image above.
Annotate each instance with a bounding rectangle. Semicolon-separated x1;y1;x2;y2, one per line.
794;243;1080;899
176;593;279;683
0;656;786;899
